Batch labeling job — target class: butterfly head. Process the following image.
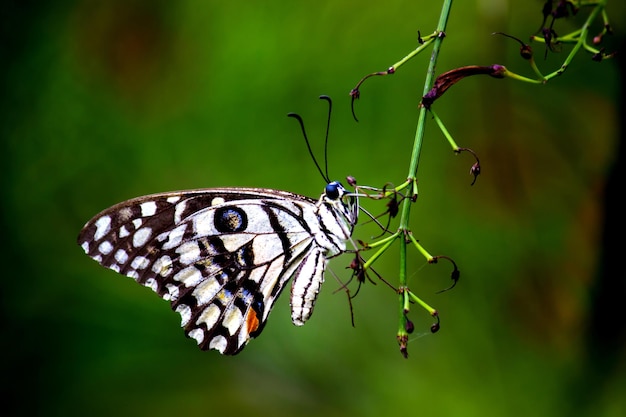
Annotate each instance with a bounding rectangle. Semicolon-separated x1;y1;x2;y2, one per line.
323;180;358;228
324;181;343;200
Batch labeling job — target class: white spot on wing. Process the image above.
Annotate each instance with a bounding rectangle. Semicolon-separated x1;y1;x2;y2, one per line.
98;240;113;254
119;226;130;238
140;201;157;217
163;283;179;301
247;265;268;283
193;211;214;236
192;277;221;305
152;255;173;276
176;304;192;327
144;277;158;292
167;196;181;203
211;197;225;206
173;266;203;287
115;249;128;264
188;328;204;345
133;227;152;248
174;200;187;224
223;305;244;336
161;224;186;250
196;304;221;330
131;256;149;270
176;241;201;265
209;335;227;353
94;216;111;241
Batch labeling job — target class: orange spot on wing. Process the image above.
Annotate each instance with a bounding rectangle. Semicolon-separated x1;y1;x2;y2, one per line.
246;308;260;334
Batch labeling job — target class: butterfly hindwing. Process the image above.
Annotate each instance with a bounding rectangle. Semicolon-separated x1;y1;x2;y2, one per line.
78;185;356;354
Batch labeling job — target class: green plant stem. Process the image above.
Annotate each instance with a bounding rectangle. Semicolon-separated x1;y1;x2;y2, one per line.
390;32;437;70
393;0;453;348
398;0;453;277
363;233;398;270
430;109;460;150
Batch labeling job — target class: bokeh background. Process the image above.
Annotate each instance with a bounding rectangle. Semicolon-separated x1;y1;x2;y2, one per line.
2;1;624;416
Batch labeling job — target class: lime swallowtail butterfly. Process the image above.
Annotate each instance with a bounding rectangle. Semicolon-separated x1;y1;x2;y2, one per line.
78;97;360;354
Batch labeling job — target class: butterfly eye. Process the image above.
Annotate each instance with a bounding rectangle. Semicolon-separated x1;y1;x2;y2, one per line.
325;181;342;200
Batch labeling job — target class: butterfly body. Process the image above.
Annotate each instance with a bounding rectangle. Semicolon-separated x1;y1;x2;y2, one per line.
78;182;357;354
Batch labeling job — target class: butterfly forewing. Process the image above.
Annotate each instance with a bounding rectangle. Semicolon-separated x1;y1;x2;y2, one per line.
78;185;356;354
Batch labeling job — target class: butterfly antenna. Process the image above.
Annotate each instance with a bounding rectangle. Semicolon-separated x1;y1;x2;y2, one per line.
319;95;332;181
287;111;329;183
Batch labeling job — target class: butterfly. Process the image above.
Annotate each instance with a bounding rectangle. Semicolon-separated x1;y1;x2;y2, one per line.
77;180;359;355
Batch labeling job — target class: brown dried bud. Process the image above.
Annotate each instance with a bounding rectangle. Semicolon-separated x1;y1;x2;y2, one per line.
422;65;508;108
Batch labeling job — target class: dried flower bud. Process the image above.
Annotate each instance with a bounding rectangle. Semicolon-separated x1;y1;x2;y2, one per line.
405;319;415;334
520;44;533;60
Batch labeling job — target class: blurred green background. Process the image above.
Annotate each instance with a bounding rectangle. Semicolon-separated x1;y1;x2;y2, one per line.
2;1;624;416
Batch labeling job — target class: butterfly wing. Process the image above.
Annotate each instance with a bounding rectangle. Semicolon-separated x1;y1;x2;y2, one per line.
78;188;321;355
